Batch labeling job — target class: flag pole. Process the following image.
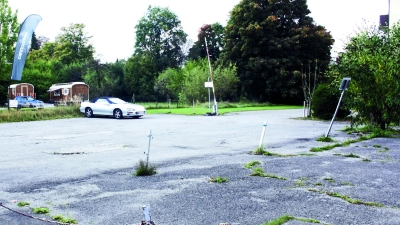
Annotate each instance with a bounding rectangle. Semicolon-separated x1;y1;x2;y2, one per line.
204;37;218;115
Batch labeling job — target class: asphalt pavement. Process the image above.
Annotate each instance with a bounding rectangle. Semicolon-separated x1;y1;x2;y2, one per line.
0;109;399;225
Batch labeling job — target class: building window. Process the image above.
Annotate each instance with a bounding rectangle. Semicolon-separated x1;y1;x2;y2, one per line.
54;90;61;96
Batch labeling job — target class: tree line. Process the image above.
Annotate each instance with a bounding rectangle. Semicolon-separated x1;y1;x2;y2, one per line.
0;0;333;104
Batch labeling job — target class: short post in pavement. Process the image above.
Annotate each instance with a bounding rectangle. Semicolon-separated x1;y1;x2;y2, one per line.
259;121;268;148
146;130;153;168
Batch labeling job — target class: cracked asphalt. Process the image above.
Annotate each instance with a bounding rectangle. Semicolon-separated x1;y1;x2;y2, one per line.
1;109;399;225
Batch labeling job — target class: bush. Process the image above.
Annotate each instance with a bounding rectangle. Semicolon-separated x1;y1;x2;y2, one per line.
312;83;348;120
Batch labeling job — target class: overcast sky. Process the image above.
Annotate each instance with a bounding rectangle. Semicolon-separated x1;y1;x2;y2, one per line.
8;0;391;62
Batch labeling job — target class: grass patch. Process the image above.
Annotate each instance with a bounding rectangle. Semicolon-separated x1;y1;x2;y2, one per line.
133;160;157;176
373;144;382;148
309;189;384;207
323;177;335;183
0;105;83;123
341;182;354;186
210;176;228;183
262;215;323;225
17;201;30;207
362;158;372;162
253;146;267;155
343;153;360;158
244;160;261;169
145;104;302;115
316;135;335;142
249;167;286;180
378;147;390;152
52;215;77;224
32;207;50;214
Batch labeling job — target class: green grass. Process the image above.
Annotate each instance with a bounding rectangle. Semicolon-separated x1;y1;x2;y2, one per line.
262;215;324;225
0;105;83;123
210;176;228;183
32;207;50;214
249;167;287;180
311;127;399;152
0;103;302;122
316;135;335;142
253;146;267;155
52;215;77;224
133;160;157;176
145;104;302;115
244;160;261;169
17;202;30;207
309;189;384;207
343;153;361;158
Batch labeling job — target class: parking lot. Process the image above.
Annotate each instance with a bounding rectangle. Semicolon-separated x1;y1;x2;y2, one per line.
1;109;399;224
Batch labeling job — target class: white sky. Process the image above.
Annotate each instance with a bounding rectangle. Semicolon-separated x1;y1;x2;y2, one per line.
8;0;391;63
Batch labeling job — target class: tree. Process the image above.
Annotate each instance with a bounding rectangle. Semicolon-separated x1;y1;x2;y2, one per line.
155;58;239;103
188;23;224;61
0;0;18;101
221;0;333;103
30;32;40;51
337;23;400;129
124;52;158;101
134;6;187;72
54;23;94;65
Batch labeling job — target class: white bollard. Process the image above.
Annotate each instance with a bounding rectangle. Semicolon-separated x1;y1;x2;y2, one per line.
258;121;267;148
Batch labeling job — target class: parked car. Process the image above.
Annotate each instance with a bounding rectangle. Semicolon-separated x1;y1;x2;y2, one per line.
14;96;44;108
80;97;146;119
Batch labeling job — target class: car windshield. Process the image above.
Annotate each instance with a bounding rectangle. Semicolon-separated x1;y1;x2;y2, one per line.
108;98;127;104
27;97;34;101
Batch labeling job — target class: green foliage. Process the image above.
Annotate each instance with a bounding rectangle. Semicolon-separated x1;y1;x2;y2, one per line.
188;23;224;61
32;207;50;214
17;201;30;207
54;23;94;65
253;146;267;155
222;0;333;103
312;83;348;120
134;160;157;176
210;176;228;183
124;52;158;101
134;6;187;72
52;214;77;224
154;58;239;103
250;167;265;177
316;135;335;142
244;160;261;169
0;0;19;101
337;23;400;129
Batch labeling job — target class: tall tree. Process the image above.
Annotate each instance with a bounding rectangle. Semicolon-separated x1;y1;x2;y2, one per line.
188;23;224;61
30;32;40;51
54;23;94;65
124;52;158;101
222;0;333;103
134;6;187;72
0;0;18;101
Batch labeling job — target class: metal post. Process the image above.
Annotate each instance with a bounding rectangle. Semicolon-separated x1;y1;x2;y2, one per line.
259;121;267;148
146;130;153;168
208;77;211;113
325;91;345;138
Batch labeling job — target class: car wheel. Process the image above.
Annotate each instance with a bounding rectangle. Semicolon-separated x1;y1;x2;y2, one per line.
85;107;93;118
114;109;123;119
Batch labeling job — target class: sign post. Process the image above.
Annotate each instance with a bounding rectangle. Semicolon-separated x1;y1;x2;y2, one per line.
325;78;351;138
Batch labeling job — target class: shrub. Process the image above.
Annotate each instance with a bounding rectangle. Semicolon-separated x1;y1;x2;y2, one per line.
312;83;348;120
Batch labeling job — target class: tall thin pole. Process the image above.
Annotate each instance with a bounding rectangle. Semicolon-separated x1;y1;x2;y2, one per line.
204;38;218;115
325;90;345;138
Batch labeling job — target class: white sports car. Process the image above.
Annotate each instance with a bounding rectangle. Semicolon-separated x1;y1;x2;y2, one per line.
80;97;146;119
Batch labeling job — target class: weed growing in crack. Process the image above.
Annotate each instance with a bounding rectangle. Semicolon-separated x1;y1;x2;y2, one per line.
244;160;261;169
17;202;30;207
210;176;228;183
133;160;157;176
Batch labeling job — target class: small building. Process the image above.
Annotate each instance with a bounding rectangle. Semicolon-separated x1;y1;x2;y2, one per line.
9;83;35;99
47;82;89;104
